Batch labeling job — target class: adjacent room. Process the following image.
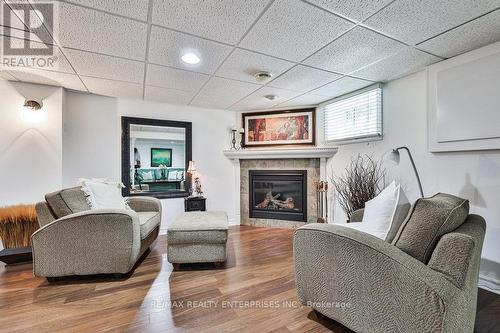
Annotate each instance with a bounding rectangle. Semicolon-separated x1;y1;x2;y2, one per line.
1;0;499;332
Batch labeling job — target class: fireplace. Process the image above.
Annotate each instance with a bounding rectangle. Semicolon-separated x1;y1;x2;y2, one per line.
249;170;307;222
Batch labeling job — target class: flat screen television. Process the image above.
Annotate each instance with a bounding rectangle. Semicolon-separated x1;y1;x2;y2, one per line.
151;148;172;167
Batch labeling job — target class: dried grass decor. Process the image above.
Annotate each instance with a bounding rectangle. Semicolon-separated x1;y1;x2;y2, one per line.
330;154;386;221
0;204;38;248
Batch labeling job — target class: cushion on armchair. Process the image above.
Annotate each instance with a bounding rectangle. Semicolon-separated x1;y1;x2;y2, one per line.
392;193;469;263
45;187;90;218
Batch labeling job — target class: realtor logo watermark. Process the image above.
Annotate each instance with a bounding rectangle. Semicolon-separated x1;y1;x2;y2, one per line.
1;2;58;69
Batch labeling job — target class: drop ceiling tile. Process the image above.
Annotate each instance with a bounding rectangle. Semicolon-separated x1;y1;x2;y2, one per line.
63;0;149;21
306;0;393;22
276;93;329;108
148;26;232;74
144;86;195;105
310;76;373;97
64;48;144;83
82;76;143;99
269;65;341;92
1;35;74;73
352;48;441;82
364;0;500;45
191;77;260;109
215;48;294;83
51;2;147;60
304;27;405;74
8;68;86;90
239;0;354;61
232;86;302;111
146;64;210;92
418;9;500;58
152;0;271;44
190;95;235;110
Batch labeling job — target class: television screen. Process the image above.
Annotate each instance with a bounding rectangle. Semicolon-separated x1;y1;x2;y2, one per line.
151;148;172;167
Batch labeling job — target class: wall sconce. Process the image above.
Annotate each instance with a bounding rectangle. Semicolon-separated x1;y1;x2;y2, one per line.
22;99;44;123
24;99;43;111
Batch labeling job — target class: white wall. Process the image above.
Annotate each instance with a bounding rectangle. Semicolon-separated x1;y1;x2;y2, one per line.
0;80;63;206
325;70;500;292
63;91;238;232
0;80;63;250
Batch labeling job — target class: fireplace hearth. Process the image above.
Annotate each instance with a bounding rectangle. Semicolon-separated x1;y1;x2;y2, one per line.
249;170;307;222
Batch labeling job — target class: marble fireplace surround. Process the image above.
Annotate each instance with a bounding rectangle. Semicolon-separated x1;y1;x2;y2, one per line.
224;147;337;228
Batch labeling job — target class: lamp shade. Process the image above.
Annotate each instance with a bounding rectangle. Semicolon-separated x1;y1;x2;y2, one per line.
187;161;196;173
383;149;400;164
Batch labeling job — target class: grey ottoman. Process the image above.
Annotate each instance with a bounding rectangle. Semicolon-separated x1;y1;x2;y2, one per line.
167;211;228;269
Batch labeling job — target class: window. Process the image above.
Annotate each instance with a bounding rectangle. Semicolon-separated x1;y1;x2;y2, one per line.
322;85;382;143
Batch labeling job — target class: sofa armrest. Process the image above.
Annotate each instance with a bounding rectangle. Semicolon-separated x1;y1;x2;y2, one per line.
32;209;141;277
428;233;475;289
127;196;162;213
349;208;364;222
294;223;457;333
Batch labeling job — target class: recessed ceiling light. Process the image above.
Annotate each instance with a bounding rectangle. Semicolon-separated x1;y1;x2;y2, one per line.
254;71;272;83
181;52;200;65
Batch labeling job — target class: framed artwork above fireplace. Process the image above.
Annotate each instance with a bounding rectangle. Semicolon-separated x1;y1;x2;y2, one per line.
242;108;315;148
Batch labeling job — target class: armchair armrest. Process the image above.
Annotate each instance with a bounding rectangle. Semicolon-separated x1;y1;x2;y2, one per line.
32;209;141;277
294;224;457;333
428;233;475;289
127;196;162;213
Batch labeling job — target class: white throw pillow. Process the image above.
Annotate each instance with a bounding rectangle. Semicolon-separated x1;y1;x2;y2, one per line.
340;222;387;240
353;181;410;241
167;170;177;181
359;181;399;239
142;171;153;181
79;178;130;210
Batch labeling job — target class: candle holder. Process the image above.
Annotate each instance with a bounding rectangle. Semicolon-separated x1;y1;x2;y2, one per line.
230;129;237;150
238;128;245;150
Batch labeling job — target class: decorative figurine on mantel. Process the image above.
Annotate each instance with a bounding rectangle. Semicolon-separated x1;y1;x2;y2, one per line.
187;161;203;197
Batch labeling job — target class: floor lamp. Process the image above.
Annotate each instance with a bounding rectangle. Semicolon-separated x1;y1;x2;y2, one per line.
383;146;424;198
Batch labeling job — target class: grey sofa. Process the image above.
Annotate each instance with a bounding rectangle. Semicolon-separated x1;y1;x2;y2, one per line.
32;187;161;280
294;193;486;333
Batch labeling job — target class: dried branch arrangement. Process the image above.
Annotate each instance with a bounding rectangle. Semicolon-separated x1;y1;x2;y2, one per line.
330;154;386;220
0;204;38;248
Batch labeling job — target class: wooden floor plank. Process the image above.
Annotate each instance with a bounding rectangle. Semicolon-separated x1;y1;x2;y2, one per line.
0;226;498;332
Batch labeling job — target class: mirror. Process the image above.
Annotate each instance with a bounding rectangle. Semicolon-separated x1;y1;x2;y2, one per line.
121;117;192;199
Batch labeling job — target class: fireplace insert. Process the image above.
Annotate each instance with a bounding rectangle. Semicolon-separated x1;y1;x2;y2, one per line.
249;170;307;222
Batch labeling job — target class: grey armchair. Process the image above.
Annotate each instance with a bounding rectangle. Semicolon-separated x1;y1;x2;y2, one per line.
294;194;486;333
32;187;161;280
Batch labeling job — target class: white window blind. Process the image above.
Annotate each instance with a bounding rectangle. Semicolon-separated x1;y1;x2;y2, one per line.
323;86;382;143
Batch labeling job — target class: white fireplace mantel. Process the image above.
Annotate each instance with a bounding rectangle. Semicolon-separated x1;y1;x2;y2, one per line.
223;147;337;160
224;147;337;225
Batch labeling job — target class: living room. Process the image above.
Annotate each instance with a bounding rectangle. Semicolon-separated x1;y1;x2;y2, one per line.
0;0;499;332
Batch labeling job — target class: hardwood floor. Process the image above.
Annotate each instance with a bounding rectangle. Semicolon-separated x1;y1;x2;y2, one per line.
0;225;498;333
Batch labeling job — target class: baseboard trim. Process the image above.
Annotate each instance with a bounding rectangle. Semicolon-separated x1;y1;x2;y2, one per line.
228;217;240;226
479;274;500;295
